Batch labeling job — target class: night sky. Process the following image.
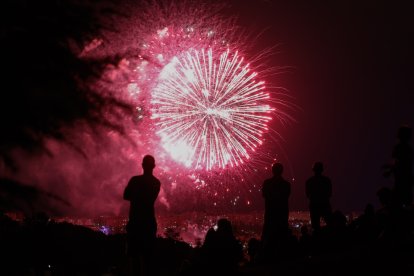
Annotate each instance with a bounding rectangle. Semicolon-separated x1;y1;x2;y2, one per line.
1;0;413;216
232;0;414;212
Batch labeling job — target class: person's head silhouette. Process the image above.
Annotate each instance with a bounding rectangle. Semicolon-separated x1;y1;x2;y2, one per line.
312;162;324;175
377;187;392;207
142;155;155;174
216;218;236;240
217;218;232;233
272;162;284;177
397;125;411;143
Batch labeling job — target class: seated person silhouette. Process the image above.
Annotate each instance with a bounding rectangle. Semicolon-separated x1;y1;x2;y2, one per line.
202;218;243;273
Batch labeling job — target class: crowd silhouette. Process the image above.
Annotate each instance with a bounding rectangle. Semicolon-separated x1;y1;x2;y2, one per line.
1;126;414;275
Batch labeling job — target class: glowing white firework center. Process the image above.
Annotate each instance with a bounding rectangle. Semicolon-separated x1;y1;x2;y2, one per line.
151;48;273;170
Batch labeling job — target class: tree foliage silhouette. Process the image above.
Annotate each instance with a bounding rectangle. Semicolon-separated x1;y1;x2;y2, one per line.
0;0;133;212
1;0;132;167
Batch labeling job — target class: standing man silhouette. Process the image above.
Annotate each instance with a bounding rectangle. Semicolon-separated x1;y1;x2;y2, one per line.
262;163;291;249
306;162;332;232
124;155;161;276
391;126;413;207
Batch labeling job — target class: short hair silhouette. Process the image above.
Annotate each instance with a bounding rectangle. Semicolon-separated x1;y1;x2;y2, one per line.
272;162;284;176
398;125;411;142
142;155;155;171
217;218;233;234
312;162;324;174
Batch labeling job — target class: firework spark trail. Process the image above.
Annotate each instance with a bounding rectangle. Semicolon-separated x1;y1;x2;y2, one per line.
118;0;245;102
100;1;295;211
96;0;294;210
151;48;274;170
0;1;295;218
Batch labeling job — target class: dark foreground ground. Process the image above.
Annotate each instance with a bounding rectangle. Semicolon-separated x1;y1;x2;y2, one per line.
1;208;414;276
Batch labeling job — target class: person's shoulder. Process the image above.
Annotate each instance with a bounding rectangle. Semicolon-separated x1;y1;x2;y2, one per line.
262;178;273;190
263;177;271;183
393;142;407;154
306;176;315;183
126;176;141;190
128;175;140;183
263;178;273;185
322;175;331;182
151;175;161;186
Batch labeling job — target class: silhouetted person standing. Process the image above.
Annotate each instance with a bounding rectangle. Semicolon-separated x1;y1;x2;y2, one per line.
306;162;332;232
391;126;413;207
124;155;161;276
262;163;291;249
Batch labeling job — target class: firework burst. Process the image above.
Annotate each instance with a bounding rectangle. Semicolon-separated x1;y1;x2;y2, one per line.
93;0;294;211
152;48;273;170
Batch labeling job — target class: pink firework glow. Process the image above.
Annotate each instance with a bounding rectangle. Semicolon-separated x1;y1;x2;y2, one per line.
119;0;292;173
151;48;273;170
4;0;294;217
